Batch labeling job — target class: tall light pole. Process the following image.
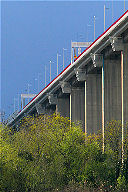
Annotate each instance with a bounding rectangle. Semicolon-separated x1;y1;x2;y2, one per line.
27;83;31;103
104;5;109;32
63;48;67;70
50;60;52;82
86;24;92;42
35;78;38;92
57;53;61;75
104;5;105;32
112;0;114;23
45;65;46;87
35;73;41;92
124;0;125;13
94;16;96;41
17;93;20;111
14;97;16;112
38;73;41;92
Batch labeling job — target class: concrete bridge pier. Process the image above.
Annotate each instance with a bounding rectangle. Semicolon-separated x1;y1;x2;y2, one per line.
104;58;121;123
74;69;87;132
70;87;85;130
56;95;70;118
110;37;126;163
86;74;102;134
60;78;86;131
58;81;71;118
123;43;128;124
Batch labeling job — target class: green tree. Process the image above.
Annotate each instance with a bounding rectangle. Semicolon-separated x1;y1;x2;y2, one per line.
1;116;128;192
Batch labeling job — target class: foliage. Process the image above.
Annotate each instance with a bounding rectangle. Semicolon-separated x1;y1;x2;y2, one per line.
117;174;127;191
1;117;128;191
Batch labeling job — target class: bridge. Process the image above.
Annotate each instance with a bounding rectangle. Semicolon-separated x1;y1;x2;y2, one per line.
7;11;128;145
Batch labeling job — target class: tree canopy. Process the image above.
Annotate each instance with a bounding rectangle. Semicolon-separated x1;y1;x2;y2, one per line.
1;115;128;192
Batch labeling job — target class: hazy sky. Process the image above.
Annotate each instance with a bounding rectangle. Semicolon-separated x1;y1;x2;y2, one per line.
1;0;128;119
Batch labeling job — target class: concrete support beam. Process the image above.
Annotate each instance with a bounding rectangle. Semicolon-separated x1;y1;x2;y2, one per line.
110;37;125;163
90;53;103;68
57;82;70;118
57;96;70;117
109;37;123;51
86;74;102;134
35;103;45;115
71;87;85;130
48;94;57;105
74;68;87;81
123;43;128;124
60;81;71;94
90;53;104;149
104;59;121;122
45;102;56;115
75;68;87;133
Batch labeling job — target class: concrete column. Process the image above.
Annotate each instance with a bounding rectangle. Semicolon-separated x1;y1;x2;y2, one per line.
104;59;121;123
35;103;46;115
70;93;72;124
86;74;102;134
110;36;124;163
102;58;105;152
123;43;128;124
47;94;57;115
91;53;104;150
57;96;70;117
121;50;124;164
123;43;128;164
71;87;85;129
59;81;71;118
85;81;87;134
75;68;87;133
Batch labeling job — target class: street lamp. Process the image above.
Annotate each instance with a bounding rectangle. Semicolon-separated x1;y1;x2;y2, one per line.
93;16;96;41
14;97;16;112
63;48;67;70
17;93;20;111
35;73;41;92
45;65;47;87
37;73;41;92
124;0;125;13
49;60;54;82
50;60;52;82
57;53;61;75
104;5;109;32
27;83;31;103
86;24;92;42
35;78;38;92
112;0;114;23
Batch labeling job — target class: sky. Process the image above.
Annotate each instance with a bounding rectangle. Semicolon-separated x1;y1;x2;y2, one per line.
1;0;128;120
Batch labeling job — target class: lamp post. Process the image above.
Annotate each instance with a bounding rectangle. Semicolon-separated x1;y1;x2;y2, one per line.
86;24;92;42
35;78;38;92
94;16;96;41
45;65;46;87
57;53;61;75
35;73;41;92
38;73;41;92
27;83;31;103
17;93;20;111
14;97;16;112
104;5;109;32
112;0;114;23
124;0;125;13
63;48;67;70
50;60;52;82
104;5;105;32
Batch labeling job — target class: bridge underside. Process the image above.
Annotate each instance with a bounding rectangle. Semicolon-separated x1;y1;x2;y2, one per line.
8;17;128;137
